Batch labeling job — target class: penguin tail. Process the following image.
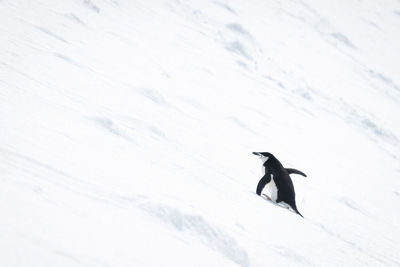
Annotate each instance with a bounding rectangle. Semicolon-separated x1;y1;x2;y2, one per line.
291;204;304;218
295;209;304;218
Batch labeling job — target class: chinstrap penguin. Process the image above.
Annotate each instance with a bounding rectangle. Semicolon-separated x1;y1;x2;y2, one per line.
253;152;306;217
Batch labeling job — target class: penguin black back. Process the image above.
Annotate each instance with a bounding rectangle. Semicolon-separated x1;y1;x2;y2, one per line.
253;152;306;217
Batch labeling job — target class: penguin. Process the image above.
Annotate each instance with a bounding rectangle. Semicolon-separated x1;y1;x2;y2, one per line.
253;152;306;217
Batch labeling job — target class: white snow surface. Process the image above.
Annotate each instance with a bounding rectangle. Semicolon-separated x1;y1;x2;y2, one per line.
1;0;400;266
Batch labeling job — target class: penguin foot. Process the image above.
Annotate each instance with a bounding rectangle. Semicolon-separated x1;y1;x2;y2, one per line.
262;194;272;201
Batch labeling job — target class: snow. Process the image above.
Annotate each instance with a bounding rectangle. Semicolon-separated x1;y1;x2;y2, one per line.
1;0;400;266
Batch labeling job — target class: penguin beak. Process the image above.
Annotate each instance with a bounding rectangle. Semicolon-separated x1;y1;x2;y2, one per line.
252;152;260;156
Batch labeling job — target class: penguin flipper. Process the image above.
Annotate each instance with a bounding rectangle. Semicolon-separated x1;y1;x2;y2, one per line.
285;168;307;177
256;173;271;195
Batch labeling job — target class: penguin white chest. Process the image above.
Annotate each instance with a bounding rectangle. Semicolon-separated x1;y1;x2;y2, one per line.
266;174;278;202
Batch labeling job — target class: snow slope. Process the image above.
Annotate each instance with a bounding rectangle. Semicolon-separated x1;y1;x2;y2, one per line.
1;0;400;266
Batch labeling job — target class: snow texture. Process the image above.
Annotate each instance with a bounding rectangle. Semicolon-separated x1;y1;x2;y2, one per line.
1;0;400;266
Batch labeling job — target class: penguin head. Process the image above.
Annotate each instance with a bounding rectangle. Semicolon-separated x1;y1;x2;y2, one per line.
252;152;274;163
